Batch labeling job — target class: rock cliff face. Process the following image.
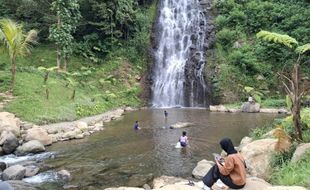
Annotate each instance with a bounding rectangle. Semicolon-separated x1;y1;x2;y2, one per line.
150;0;215;107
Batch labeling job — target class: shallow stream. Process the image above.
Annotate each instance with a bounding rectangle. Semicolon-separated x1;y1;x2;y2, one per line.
37;109;279;189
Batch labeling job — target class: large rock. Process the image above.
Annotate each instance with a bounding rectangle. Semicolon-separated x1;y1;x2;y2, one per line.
25;127;52;145
260;108;288;114
153;184;202;190
0;182;14;190
170;122;193;129
265;187;308;190
2;165;26;180
15;140;45;155
291;143;310;163
238;177;271;190
62;129;83;140
0;112;20;136
104;188;144;190
58;169;72;182
241;102;260;113
192;159;214;179
239;136;252;149
209;105;228;112
0;130;19;154
76;122;88;132
239;138;277;180
24;165;40;177
7;180;37;190
152;176;187;189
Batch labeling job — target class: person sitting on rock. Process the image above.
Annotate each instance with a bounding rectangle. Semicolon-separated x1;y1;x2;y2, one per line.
248;96;255;104
202;138;246;190
179;131;188;147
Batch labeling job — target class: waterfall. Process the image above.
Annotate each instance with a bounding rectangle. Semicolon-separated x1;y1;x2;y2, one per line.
151;0;209;107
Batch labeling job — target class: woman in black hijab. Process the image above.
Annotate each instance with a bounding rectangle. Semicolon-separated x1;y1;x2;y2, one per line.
202;138;246;190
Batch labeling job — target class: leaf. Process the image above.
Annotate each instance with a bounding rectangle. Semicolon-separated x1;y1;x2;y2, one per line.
256;30;298;48
295;43;310;54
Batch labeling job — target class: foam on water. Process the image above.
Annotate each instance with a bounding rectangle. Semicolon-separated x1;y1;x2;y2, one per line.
0;152;54;165
23;171;59;184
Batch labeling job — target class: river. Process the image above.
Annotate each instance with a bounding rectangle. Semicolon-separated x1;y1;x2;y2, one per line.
37;108;279;189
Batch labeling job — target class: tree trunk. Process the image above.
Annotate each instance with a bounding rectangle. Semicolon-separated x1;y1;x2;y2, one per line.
57;46;61;70
56;14;61;70
71;89;75;100
10;57;16;92
292;63;303;141
63;54;68;71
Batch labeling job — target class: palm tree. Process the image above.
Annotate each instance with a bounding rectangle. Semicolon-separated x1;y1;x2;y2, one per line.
257;31;310;141
0;18;37;91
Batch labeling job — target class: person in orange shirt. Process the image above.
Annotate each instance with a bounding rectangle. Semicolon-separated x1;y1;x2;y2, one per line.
202;138;246;190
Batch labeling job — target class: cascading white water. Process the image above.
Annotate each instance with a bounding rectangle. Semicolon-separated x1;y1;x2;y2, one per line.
152;0;208;107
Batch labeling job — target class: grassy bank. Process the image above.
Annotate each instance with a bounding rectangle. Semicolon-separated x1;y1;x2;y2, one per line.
249;108;310;188
0;45;143;124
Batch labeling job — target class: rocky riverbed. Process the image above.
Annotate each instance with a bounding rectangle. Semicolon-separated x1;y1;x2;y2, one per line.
0;107;136;189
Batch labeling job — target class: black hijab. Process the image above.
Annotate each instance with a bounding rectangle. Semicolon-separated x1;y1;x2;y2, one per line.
220;138;238;155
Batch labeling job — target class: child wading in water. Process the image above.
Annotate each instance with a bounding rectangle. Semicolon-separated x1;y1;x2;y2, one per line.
133;121;140;130
179;131;188;147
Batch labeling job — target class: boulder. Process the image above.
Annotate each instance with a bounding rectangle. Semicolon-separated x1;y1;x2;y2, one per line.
153;184;201;190
2;165;26;180
239;136;252;149
266;186;308;190
209;105;228;112
0;130;19;154
291;143;310;163
241;102;260;113
62;129;83;140
76;122;88;132
142;184;151;190
0;112;20;136
0;161;7;171
260;108;288;114
170;122;193;129
7;180;37;190
192;159;214;179
0;146;3;156
58;169;72;182
25;127;52;145
152;176;187;189
239;138;277;180
124;107;136;112
105;188;144;190
15;140;45;155
0;182;14;190
227;108;241;113
24;165;40;177
47;128;58;134
237;177;271;190
63;184;79;190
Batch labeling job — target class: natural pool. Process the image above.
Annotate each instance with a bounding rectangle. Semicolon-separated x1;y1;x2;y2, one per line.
40;108;280;189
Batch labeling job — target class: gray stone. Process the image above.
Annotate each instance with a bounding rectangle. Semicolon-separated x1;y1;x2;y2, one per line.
58;169;72;182
2;165;26;180
241;102;260;113
192;159;214;179
152;176;188;189
0;181;14;190
291;143;310;163
0;161;7;171
25;127;52;146
63;184;79;190
0;112;21;136
240;138;277;180
170;122;193;129
209;105;228;112
7;180;37;190
25;165;40;177
15;140;45;155
0;130;19;154
142;184;151;190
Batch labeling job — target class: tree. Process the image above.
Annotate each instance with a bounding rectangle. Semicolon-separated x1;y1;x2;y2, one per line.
49;0;81;71
0;18;37;91
257;30;310;141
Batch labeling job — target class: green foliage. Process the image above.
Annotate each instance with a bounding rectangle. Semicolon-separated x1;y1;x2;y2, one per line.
249;125;273;140
271;151;310;188
49;0;81;58
257;30;298;48
270;143;297;168
260;98;286;108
